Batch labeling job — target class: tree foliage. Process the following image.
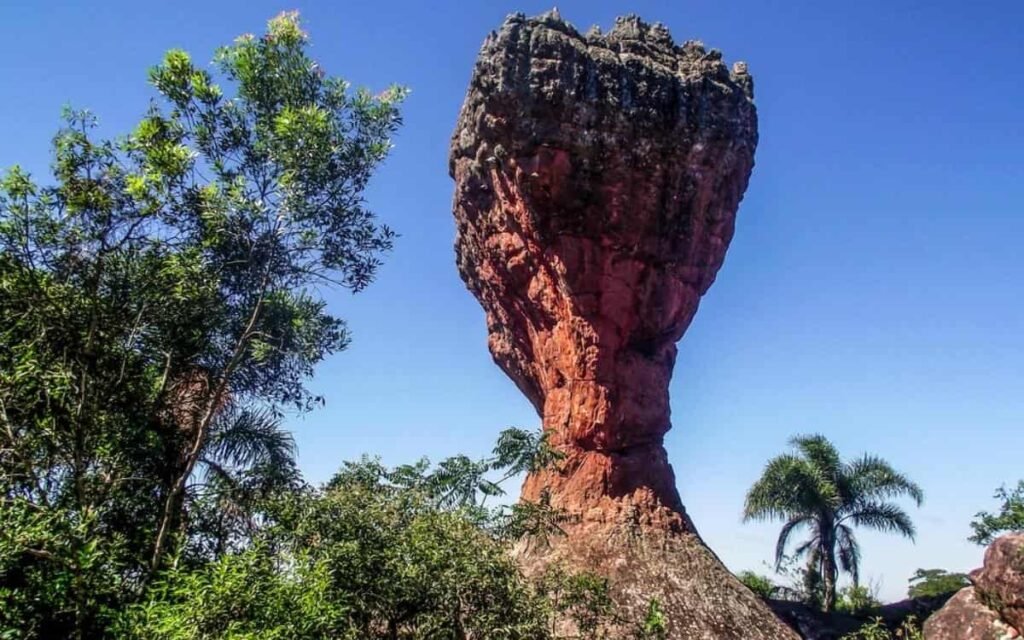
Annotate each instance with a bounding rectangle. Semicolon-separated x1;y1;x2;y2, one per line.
737;571;780;599
119;435;650;640
906;568;969;599
0;11;403;638
969;480;1024;545
1;10;684;640
743;434;923;612
834;584;881;616
840;616;923;640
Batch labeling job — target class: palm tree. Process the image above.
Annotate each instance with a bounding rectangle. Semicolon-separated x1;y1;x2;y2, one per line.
743;434;923;611
185;405;300;558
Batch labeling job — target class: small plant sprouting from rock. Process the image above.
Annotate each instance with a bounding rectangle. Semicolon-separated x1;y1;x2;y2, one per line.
638;599;669;640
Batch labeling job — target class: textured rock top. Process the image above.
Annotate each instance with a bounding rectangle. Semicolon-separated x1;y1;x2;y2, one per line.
450;10;757;271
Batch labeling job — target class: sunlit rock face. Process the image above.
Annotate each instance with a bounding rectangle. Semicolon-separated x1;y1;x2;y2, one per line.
450;12;795;638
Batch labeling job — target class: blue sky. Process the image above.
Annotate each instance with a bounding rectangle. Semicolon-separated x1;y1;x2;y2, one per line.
2;0;1022;601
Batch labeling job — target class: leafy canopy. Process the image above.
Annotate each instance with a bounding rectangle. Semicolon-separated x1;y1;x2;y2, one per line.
736;571;780;600
969;480;1024;545
906;568;969;599
0;11;404;637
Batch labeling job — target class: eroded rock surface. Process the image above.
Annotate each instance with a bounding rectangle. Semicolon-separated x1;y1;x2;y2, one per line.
450;11;793;639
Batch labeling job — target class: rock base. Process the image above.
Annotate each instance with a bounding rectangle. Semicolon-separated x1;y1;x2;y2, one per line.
515;516;798;639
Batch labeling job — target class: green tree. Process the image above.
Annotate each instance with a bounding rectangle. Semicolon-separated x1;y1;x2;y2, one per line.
736;570;779;599
969;480;1024;545
743;434;923;612
835;584;880;616
0;11;403;638
907;568;969;598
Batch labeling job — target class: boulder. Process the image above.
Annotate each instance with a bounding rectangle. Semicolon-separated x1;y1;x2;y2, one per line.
974;533;1024;631
924;587;1019;640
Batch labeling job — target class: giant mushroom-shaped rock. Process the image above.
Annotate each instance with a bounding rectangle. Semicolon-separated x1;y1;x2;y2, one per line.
450;12;794;638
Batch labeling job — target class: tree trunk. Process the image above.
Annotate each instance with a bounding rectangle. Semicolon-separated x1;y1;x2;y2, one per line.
821;535;838;612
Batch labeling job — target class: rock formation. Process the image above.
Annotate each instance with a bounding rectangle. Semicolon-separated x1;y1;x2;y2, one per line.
925;533;1024;640
449;12;794;638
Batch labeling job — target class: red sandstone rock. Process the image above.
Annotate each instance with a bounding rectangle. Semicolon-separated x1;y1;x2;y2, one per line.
450;10;757;529
451;11;794;639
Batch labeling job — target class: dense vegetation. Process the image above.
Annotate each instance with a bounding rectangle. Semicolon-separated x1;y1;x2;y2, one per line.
0;11;404;637
736;438;1014;639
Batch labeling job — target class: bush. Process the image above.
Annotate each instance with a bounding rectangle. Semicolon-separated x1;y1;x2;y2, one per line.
119;448;655;639
840;616;923;640
737;570;779;599
835;584;881;616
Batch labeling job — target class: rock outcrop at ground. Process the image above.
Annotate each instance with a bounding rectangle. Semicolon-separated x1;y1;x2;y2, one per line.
450;11;794;638
924;533;1024;640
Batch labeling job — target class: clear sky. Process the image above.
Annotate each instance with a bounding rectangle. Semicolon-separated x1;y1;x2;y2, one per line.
2;0;1022;602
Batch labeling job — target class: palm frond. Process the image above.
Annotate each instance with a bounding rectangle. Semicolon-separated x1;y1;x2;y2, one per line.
198;458;241;492
427;454;491;508
836;524;861;584
744;453;838;522
205;405;296;471
844;501;917;540
791;537;818;563
491;427;562;475
842;454;924;506
774;515;813;569
789;434;842;480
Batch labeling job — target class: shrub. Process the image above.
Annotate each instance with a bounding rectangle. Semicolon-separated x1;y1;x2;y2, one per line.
737;570;779;599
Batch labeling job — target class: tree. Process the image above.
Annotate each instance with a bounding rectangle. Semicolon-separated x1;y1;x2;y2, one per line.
138;10;406;573
736;571;780;599
969;480;1024;545
0;11;404;637
835;583;880;616
743;434;924;612
906;569;969;599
